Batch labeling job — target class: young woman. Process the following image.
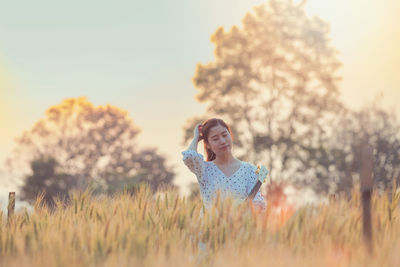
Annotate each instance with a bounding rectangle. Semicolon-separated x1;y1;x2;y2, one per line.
182;118;266;210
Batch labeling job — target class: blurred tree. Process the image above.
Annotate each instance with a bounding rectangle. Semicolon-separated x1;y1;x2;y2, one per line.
327;105;400;195
21;157;76;206
105;148;175;194
182;0;343;190
7;97;175;198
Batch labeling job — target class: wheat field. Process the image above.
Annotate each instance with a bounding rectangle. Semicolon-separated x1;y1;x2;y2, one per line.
0;184;399;267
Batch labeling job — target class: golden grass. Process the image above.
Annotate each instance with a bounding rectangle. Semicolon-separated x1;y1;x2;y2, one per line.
0;185;399;267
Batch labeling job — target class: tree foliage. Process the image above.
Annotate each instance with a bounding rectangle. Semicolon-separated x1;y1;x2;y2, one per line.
21;157;76;206
183;0;342;187
182;0;400;194
7;97;175;200
327;106;400;194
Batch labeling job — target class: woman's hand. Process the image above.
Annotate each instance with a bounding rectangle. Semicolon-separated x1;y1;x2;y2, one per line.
194;123;203;141
187;123;203;151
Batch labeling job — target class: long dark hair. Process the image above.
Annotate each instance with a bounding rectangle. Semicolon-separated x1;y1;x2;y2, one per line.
199;118;234;161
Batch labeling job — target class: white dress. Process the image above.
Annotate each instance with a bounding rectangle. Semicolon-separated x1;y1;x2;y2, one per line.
182;149;266;210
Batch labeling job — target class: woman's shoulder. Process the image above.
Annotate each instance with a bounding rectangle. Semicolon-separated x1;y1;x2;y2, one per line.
240;161;258;172
204;160;214;167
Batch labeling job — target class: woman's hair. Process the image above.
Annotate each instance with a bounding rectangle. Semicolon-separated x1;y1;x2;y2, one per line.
199;118;234;161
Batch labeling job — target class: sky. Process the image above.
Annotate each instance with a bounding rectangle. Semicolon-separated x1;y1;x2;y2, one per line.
1;0;400;203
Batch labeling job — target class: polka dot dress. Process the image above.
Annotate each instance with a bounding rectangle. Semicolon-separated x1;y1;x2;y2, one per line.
182;149;267;210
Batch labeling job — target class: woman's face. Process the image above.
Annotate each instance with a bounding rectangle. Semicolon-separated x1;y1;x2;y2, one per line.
205;124;233;156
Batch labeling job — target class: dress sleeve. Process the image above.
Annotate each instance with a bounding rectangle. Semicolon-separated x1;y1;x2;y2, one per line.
181;149;205;179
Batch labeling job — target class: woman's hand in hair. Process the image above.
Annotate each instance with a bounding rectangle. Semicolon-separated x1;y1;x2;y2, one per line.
194;123;203;141
186;123;203;152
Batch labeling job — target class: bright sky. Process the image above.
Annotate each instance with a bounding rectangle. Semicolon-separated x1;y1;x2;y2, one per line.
1;0;399;200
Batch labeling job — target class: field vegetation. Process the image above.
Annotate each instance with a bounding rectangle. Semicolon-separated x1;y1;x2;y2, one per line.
1;184;399;267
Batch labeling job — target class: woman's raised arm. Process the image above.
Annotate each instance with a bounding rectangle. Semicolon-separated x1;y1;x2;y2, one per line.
187;123;202;152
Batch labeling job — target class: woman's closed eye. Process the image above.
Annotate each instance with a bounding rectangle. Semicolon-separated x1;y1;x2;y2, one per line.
213;133;227;141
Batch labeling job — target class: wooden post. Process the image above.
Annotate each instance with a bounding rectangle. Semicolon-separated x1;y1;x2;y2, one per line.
8;192;15;220
360;143;373;254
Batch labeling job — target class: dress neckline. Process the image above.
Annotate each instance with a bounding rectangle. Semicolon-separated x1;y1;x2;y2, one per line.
211;160;244;179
